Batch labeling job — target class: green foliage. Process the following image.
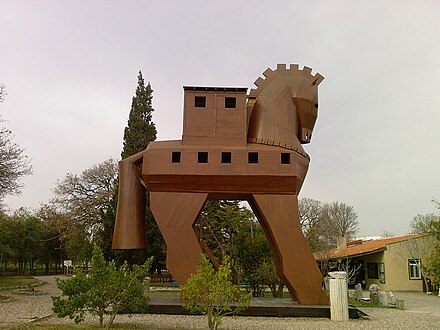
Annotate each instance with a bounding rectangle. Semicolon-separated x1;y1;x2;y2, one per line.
182;254;251;330
52;244;152;328
0;208;62;275
425;220;440;287
196;200;283;298
0;276;40;288
232;221;274;297
113;71;165;269
121;71;157;159
196;200;253;261
255;259;284;298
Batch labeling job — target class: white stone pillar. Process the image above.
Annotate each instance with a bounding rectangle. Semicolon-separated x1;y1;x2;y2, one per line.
329;271;349;321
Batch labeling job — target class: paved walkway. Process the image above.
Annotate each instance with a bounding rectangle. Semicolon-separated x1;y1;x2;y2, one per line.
393;291;440;315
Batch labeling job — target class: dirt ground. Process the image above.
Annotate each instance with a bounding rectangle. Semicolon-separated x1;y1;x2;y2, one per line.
1;275;439;329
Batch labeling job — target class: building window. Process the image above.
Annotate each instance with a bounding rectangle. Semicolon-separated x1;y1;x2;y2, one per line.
195;96;206;108
198;152;208;163
281;153;291;164
248;152;259;164
225;97;236;108
408;259;421;280
221;152;232;164
171;151;181;163
367;263;379;279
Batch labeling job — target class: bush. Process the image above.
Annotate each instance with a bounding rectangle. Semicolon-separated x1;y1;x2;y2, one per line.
182;254;251;330
52;244;152;328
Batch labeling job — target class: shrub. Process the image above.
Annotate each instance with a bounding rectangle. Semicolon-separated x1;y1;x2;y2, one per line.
182;254;251;330
52;244;152;328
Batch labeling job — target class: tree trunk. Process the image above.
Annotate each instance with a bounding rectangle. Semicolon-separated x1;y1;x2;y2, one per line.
276;283;284;298
107;310;118;329
208;306;214;330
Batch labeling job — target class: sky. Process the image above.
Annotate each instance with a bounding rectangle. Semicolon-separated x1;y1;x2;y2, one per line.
1;0;439;237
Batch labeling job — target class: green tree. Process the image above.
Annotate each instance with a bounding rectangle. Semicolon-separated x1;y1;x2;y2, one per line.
53;244;152;328
105;71;166;272
182;254;251;330
196;200;284;297
115;71;164;269
121;71;157;159
425;221;440;290
195;200;252;263
255;259;284;298
232;219;281;297
412;199;440;290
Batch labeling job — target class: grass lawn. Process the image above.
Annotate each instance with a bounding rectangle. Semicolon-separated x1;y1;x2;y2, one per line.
0;276;42;289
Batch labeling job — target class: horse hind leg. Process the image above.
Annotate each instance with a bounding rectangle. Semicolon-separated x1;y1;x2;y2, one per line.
149;192;208;285
250;194;329;305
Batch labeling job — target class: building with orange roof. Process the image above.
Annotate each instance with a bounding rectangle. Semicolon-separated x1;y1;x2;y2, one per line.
315;233;435;292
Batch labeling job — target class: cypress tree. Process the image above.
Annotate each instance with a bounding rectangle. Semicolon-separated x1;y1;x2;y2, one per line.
114;71;165;271
121;71;157;159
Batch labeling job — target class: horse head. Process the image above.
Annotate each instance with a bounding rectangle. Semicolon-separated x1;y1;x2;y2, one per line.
247;64;324;149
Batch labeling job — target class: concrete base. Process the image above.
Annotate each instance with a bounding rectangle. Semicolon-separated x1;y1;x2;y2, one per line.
145;296;361;319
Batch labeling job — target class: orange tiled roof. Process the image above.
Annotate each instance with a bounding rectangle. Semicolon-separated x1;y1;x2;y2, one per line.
314;233;429;260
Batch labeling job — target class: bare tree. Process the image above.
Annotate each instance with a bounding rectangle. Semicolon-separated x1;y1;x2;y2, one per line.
382;230;395;238
298;198;322;230
0;84;32;202
321;202;359;241
337;258;362;285
410;213;439;234
52;159;118;230
0;84;6;103
0;123;32;202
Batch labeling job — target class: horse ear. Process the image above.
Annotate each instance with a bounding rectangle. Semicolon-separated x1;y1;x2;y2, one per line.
312;73;324;86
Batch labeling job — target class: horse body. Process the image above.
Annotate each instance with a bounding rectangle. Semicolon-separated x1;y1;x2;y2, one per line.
113;64;328;305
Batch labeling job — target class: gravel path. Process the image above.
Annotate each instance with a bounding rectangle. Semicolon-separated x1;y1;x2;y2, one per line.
0;275;439;329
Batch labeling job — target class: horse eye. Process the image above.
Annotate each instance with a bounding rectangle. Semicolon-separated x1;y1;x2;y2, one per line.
314;103;318;109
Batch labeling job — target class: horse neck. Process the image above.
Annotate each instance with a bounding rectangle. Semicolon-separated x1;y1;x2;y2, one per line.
247;88;301;151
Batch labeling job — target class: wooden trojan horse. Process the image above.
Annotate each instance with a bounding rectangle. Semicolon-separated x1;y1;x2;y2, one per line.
112;64;329;305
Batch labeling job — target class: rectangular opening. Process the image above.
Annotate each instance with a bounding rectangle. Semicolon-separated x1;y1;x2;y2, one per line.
281;153;291;164
225;97;236;108
221;152;232;164
408;259;421;280
367;263;379;279
198;152;208;163
171;151;181;163
194;96;206;108
248;152;258;164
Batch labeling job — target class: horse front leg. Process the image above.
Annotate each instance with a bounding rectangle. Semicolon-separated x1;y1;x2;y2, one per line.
150;192;208;285
250;194;329;305
112;151;146;249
